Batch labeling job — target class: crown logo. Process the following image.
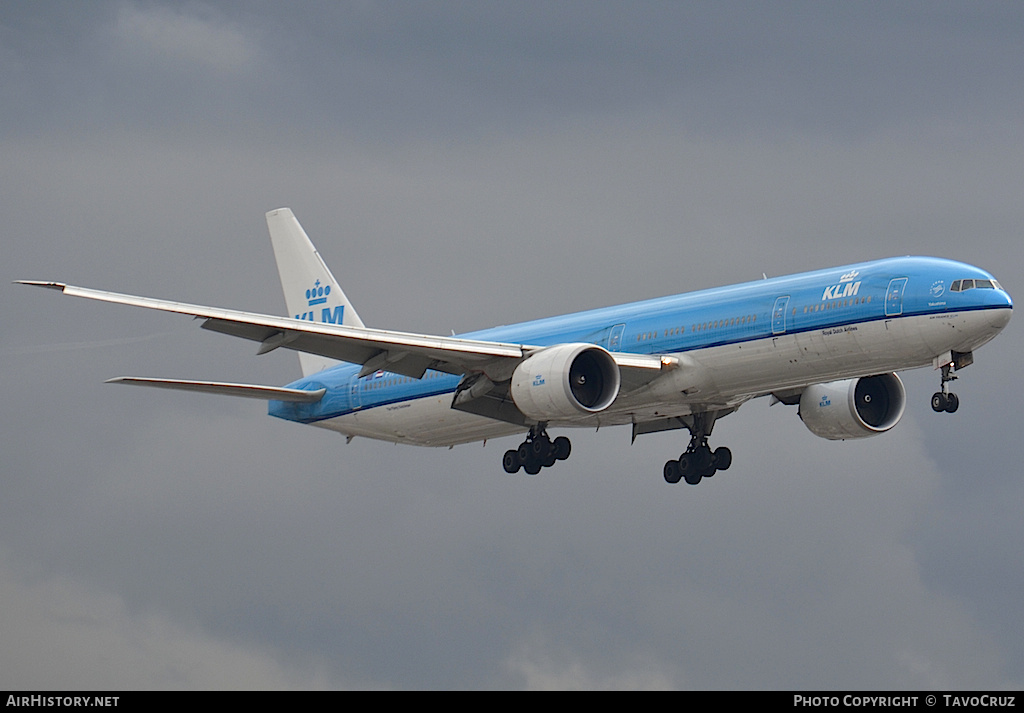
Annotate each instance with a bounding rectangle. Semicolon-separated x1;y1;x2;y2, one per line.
305;280;331;306
839;270;860;283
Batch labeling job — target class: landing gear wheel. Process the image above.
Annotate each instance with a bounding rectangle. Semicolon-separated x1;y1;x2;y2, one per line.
502;450;521;474
663;460;682;484
712;447;732;472
553;436;571;461
944;392;959;413
677;452;694;476
530;436;549;459
693;446;713;473
931;392;948;412
683;469;703;485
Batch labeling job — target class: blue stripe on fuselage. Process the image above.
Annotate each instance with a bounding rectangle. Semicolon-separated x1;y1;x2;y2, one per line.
269;256;1011;424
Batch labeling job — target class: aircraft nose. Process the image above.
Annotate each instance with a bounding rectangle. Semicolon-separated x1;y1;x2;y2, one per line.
993;283;1012;310
991;304;1012;331
984;287;1012;332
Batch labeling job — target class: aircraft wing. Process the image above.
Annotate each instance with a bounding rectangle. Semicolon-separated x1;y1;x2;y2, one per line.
17;282;669;385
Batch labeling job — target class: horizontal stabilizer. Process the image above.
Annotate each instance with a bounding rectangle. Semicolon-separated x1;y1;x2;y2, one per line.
105;377;326;402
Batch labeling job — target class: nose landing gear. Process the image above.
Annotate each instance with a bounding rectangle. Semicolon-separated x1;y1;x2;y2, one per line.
931;362;960;413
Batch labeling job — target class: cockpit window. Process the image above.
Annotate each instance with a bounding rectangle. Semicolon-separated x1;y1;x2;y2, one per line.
951;277;1002;292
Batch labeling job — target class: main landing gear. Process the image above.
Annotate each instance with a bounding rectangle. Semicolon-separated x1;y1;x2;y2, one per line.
503;425;571;475
663;439;732;485
931;363;960;413
662;412;731;485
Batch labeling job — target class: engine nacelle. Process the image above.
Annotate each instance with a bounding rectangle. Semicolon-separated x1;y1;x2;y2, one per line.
510;343;620;422
798;373;906;440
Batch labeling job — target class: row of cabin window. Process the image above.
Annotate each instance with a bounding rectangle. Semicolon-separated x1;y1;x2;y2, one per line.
802;295;873;314
362;371;444;389
635;314;760;342
692;314;757;333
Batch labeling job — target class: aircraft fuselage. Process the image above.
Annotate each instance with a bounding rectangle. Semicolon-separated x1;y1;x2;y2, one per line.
269;256;1012;447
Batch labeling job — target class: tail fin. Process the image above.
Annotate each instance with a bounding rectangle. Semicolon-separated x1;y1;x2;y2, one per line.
266;208;365;376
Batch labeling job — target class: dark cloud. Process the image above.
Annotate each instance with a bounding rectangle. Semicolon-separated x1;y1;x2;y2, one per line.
2;1;1022;689
7;3;1024;142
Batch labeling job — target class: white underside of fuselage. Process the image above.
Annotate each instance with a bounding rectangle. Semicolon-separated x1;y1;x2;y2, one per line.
307;308;1011;447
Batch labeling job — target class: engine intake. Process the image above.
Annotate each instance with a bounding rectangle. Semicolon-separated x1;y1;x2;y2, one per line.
798;373;906;440
511;343;620;421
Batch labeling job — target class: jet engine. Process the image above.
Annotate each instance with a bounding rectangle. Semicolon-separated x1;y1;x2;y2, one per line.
798;373;906;440
510;343;620;421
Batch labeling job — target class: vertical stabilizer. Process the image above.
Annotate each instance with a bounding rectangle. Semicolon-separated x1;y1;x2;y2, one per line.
266;208;365;376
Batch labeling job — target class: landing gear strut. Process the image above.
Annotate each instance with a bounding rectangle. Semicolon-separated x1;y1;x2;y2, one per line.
931;363;960;413
662;412;732;485
503;424;571;475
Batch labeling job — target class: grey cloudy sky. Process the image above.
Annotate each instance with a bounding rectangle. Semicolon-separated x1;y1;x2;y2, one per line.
2;1;1022;689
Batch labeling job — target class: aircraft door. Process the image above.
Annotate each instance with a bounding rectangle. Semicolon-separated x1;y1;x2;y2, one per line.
350;375;362;410
885;277;909;316
607;323;626;351
772;295;791;335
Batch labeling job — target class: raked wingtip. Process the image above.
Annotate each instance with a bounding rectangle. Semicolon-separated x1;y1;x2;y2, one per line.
14;280;67;291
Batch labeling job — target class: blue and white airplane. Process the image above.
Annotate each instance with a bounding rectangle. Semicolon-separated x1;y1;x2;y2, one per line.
20;208;1013;484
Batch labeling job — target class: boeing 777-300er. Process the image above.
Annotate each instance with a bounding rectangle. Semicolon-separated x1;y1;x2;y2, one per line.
19;209;1013;484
